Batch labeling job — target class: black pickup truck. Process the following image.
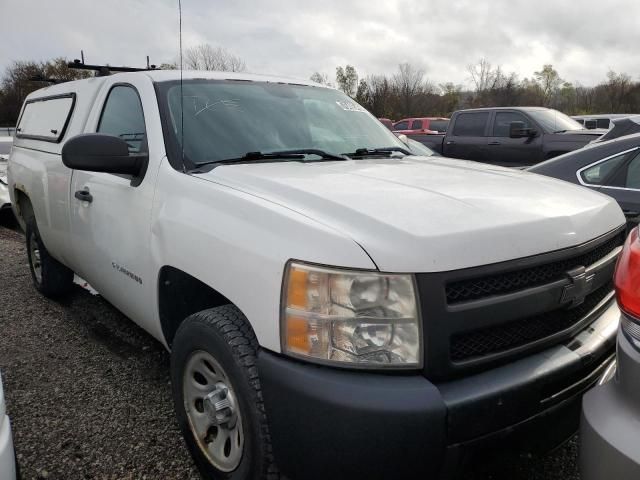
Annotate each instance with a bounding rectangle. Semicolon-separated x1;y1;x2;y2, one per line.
412;107;606;167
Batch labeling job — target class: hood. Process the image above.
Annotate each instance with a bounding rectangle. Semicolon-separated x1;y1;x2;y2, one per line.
554;129;607;140
197;156;625;272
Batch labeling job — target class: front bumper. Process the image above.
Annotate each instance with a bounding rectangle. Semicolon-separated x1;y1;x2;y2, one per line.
581;326;640;480
259;299;619;480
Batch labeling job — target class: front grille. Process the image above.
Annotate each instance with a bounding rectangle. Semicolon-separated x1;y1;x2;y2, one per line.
446;231;625;304
450;280;613;362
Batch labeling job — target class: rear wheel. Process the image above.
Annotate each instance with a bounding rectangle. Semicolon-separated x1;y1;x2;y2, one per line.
170;305;279;480
25;217;74;298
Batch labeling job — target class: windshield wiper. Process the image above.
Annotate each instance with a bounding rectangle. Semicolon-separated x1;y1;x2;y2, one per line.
343;147;411;158
193;149;348;170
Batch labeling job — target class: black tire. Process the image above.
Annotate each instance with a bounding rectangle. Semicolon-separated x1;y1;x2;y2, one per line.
171;305;279;480
25;216;74;298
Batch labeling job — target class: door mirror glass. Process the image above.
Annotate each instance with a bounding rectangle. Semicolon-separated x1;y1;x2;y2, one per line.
62;133;146;175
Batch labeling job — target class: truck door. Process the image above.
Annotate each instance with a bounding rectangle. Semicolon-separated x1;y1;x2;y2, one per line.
68;76;162;333
487;111;542;167
444;112;489;161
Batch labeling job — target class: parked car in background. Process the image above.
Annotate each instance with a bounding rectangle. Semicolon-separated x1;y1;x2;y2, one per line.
580;225;640;480
412;107;605;167
0;374;17;480
529;133;640;230
378;118;394;130
8;70;627;480
393;117;449;135
0;138;13;221
572;114;637;130
593;116;640;144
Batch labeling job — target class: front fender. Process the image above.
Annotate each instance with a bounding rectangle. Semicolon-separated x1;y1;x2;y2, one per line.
150;163;376;352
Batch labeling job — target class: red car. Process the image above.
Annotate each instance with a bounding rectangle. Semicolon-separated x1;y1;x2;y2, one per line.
393;117;449;134
378;118;394;130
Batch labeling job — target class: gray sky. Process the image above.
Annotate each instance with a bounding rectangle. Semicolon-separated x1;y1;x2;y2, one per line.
1;0;638;89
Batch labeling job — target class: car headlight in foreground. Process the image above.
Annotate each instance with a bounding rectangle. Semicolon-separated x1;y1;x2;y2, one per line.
281;261;422;368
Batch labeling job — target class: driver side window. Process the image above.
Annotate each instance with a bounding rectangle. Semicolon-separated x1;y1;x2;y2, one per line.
98;85;147;153
493;112;531;137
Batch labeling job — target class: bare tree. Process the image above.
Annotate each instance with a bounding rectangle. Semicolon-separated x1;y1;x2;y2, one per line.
182;44;246;72
602;70;633;112
393;63;425;116
467;58;498;95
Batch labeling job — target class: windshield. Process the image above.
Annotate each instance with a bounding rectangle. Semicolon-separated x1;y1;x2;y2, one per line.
528;109;584;133
160;80;406;165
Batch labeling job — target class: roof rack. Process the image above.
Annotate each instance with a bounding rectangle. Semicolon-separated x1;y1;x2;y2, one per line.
67;56;158;77
29;74;64;84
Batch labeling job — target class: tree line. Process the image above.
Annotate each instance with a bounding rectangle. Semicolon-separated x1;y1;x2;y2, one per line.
2;47;639;126
0;44;246;126
314;59;640;120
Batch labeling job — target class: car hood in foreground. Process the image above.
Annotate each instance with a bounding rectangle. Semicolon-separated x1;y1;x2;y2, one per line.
198;156;624;272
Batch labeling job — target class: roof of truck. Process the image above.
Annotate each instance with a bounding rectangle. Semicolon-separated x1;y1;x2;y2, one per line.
25;70;326;101
455;106;550;113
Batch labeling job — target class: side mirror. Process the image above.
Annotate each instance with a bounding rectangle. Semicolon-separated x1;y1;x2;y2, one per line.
397;134;409;145
509;121;537;138
62;133;147;176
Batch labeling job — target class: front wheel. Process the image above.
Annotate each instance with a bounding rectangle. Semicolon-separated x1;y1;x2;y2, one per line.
170;305;279;480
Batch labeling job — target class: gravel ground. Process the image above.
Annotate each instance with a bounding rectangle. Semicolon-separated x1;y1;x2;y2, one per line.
0;224;580;479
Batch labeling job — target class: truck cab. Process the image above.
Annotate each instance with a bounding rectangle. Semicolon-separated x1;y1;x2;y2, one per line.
413;107;606;167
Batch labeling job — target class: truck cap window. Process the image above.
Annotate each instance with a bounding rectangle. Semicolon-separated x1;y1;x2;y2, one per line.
98;86;147;153
453;112;488;137
159;80;405;166
16;94;75;143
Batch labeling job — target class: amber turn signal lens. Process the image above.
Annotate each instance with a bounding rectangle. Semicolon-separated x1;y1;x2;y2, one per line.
285;316;311;354
286;268;308;309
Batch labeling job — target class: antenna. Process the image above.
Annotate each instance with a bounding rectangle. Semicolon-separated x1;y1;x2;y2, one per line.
178;0;186;173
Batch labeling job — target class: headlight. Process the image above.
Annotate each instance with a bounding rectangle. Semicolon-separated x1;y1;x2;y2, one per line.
281;261;422;368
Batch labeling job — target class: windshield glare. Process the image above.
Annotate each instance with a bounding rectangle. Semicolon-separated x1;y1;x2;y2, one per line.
528;109;584;133
162;81;406;164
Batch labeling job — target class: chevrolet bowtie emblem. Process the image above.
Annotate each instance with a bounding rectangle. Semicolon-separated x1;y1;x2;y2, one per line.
561;266;595;308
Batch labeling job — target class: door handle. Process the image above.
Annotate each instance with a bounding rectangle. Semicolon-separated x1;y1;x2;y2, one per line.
488;141;501;146
74;189;93;203
446;141;455;145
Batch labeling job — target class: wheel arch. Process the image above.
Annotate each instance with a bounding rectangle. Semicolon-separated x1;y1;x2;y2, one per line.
158;265;250;348
13;187;34;227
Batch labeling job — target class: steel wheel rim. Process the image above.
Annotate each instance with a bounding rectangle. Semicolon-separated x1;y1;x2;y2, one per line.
29;233;42;284
183;350;244;472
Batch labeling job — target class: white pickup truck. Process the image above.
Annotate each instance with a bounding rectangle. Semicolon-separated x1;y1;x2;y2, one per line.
8;70;626;480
